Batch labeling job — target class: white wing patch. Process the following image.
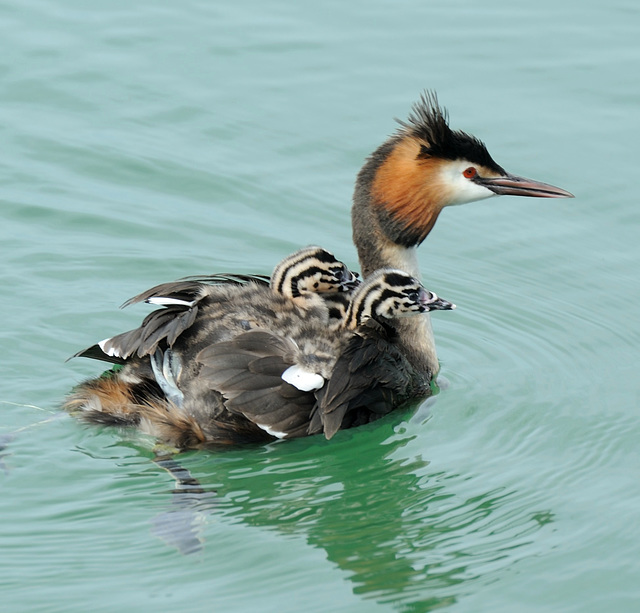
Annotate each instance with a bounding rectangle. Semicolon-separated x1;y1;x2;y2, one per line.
256;423;288;439
146;297;196;307
281;364;325;392
98;338;122;358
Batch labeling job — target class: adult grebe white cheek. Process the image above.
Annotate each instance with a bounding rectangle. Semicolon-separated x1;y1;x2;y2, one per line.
437;160;497;206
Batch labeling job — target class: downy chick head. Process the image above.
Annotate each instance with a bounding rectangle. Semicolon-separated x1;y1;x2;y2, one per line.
343;268;454;330
271;246;359;301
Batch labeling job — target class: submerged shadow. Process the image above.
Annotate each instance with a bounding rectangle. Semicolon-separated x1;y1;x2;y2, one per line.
141;406;554;612
3;401;555;611
149;455;218;555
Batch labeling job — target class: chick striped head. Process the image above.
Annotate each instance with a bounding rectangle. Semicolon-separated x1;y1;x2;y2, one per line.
271;246;359;299
343;269;454;329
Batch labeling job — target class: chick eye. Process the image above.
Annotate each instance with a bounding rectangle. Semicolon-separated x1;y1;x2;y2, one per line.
463;167;477;179
406;290;420;302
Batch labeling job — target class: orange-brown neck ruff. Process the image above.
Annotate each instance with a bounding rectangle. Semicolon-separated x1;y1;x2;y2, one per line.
370;137;447;248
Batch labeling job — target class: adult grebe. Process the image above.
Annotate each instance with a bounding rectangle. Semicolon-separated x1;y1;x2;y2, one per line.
65;92;572;447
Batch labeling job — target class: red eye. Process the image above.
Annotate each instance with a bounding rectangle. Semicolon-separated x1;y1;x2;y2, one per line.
463;167;477;179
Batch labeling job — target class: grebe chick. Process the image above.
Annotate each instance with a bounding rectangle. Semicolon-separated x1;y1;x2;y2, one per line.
341;268;454;330
269;246;359;319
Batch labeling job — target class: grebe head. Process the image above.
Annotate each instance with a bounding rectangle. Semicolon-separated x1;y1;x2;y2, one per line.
354;91;574;252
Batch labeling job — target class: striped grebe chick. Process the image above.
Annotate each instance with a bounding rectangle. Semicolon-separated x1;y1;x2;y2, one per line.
269;246;359;321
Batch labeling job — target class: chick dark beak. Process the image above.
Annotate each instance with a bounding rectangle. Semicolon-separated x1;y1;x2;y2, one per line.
420;289;456;312
339;269;360;292
479;173;574;198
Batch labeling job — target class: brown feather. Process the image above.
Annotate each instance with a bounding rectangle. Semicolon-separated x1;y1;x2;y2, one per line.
370;136;447;241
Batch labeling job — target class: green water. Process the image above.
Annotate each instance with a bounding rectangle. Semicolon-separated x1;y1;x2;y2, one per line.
2;1;639;611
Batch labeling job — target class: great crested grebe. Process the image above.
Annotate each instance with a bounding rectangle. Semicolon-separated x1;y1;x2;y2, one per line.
65;92;572;447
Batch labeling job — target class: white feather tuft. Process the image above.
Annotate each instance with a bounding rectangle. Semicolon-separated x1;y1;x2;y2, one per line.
146;297;196;307
281;364;325;392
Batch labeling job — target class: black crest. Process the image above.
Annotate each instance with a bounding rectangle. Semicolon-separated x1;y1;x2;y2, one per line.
397;91;505;174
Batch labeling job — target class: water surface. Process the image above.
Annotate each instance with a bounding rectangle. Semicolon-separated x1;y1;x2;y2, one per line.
2;1;639;611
